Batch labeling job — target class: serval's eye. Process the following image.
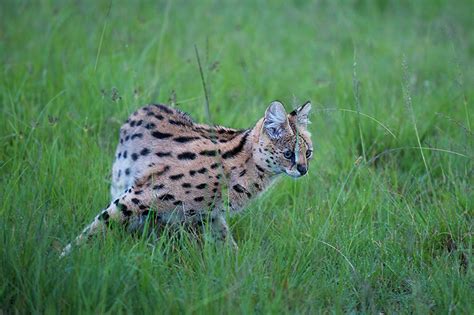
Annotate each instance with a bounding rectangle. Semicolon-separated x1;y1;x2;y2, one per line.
283;150;294;160
306;149;313;158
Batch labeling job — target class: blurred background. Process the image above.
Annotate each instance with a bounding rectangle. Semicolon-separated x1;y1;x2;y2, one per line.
1;0;473;313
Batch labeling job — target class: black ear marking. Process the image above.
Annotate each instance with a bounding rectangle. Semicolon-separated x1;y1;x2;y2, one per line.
301;100;311;107
290;101;312;126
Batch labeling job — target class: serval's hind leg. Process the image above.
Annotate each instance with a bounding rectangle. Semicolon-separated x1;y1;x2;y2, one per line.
60;187;152;257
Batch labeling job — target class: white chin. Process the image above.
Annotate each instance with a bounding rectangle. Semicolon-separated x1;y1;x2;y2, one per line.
285;171;302;178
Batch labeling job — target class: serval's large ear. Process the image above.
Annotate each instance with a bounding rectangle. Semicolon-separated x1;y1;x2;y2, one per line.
289;101;312;127
264;101;289;139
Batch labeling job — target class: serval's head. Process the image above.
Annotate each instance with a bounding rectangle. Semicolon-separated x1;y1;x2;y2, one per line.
255;100;313;178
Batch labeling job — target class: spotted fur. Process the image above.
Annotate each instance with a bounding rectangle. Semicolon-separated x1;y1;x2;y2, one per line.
61;101;312;256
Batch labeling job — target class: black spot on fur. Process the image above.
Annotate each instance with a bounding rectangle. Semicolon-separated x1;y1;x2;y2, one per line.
131;133;143;140
125;168;130;175
156;151;172;157
255;164;265;173
239;169;246;177
135;190;143;195
228;129;241;135
140;148;150;156
131;153;139;161
197;167;207;174
173;200;183;206
160;194;175;201
123;151;128;159
221;131;249;159
145;122;156;129
173;136;199;143
139;204;147;210
153;184;164;190
189;170;196;176
131;198;140;205
214;182;219;186
196;183;207;189
177;152;197;160
136;120;143;126
118;203;132;216
148;112;164;120
117;152;122;159
168;119;186;127
154;104;173;114
233;184;245;193
188;209;197;216
210;163;220;169
194;196;204;202
130;120;136;127
152;130;172;139
200;150;217;156
212;188;218;193
100;211;109;221
182;183;192;188
254;183;261;191
125;135;130;141
233;184;251;198
169;173;184;181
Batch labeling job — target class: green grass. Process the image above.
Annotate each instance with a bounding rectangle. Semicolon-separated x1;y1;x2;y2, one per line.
1;0;473;313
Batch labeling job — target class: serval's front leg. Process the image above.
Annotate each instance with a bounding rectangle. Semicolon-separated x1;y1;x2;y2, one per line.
209;213;238;250
60;186;153;257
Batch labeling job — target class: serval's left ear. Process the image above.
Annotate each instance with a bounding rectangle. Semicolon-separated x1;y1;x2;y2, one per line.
289;101;312;127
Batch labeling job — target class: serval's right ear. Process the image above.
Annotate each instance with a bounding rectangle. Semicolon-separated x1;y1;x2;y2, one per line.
263;101;290;139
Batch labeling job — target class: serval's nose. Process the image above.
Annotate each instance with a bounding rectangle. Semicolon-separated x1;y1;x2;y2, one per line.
296;164;307;176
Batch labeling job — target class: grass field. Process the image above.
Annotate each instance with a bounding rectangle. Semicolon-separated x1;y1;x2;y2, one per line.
1;0;473;313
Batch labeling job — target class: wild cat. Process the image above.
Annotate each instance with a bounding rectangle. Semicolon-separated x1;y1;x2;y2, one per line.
61;100;313;256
